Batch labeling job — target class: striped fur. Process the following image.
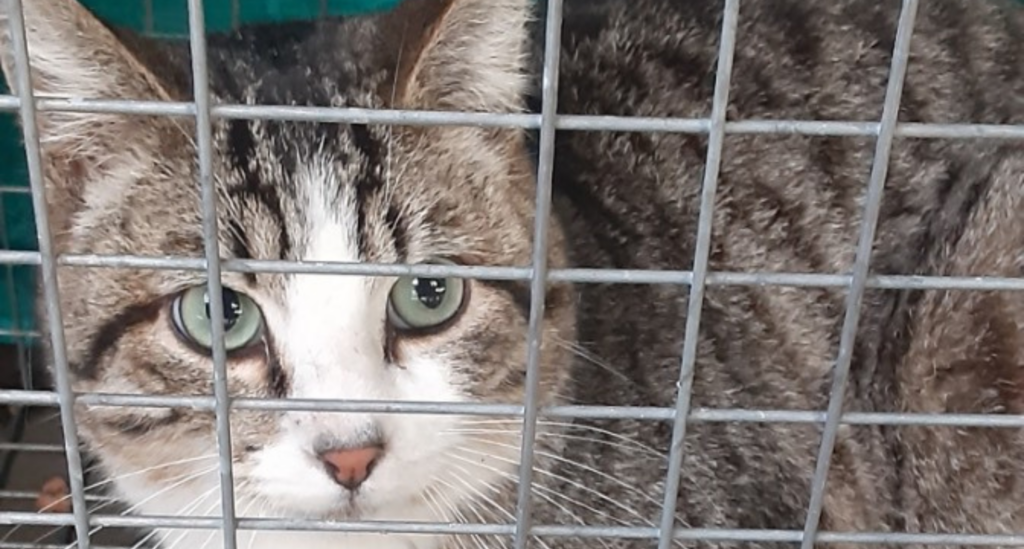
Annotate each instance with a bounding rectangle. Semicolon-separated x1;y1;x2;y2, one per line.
2;0;1024;547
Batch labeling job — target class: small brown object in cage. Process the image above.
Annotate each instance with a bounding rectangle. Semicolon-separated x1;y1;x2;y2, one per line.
35;476;71;514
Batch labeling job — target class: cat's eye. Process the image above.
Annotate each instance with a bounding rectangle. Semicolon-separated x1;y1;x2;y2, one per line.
172;286;264;352
387;262;467;332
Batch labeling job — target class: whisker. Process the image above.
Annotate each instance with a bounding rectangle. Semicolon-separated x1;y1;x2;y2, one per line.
133;483;223;549
78;464;220;544
207;493;256;549
447;452;621;548
465;436;665;509
430;476;491;549
440;461;555;549
549;336;632;384
450;445;654;527
442;427;664;460
169;489;234;549
243;494;267;549
422;485;473;549
27;495;122;547
1;453;219;545
450;419;665;458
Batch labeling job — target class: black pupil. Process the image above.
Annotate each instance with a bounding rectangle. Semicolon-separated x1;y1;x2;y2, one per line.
411;277;447;309
204;289;243;331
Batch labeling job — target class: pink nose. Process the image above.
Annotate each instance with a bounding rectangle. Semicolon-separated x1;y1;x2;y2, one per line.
319;445;382;490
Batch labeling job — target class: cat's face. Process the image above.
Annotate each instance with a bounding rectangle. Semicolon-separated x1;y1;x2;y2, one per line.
1;0;574;525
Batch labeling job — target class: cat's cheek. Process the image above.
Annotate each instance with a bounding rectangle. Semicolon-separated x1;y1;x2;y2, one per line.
248;440;343;515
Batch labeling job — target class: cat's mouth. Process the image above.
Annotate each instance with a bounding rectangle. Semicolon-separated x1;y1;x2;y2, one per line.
325;491;374;520
255;493;372;522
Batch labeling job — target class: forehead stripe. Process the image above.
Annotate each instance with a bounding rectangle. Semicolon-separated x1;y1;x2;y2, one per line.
350;124;386;258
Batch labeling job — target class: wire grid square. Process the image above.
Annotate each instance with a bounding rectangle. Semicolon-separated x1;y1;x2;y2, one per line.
0;0;1022;547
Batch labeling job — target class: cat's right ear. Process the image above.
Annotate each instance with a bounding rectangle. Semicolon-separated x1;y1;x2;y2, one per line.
0;0;182;227
383;0;532;114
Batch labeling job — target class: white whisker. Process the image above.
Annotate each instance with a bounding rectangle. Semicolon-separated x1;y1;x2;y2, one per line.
549;336;632;384
134;483;223;549
450;419;665;458
465;436;665;509
447;452;618;549
430;476;491;549
2;453;219;545
450;445;653;527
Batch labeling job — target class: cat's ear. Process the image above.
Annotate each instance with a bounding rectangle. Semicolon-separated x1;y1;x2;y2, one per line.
0;0;183;232
390;0;532;113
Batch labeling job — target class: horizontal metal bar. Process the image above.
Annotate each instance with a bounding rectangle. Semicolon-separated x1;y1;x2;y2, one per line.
0;544;130;549
0;490;112;502
0;328;41;338
0;512;1020;545
1;96;1021;139
0;251;39;266
0;249;1021;292
0;442;63;452
3;389;1024;428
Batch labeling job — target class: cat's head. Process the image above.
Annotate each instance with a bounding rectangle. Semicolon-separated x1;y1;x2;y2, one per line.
0;0;575;524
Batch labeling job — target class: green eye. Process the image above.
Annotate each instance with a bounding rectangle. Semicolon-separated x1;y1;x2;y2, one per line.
387;265;467;332
172;286;263;352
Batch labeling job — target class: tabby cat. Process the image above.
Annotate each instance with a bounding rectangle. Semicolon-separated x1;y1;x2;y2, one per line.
1;0;1023;547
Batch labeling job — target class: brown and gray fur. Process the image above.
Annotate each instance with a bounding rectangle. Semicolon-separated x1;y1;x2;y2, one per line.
1;0;1023;547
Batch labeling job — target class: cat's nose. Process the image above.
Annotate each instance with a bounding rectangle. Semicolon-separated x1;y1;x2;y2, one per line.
319;445;382;490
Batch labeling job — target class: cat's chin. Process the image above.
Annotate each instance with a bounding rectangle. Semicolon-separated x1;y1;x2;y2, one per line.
248;487;435;526
264;497;377;522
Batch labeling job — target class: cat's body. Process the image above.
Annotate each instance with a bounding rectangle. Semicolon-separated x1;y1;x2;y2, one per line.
1;0;1023;548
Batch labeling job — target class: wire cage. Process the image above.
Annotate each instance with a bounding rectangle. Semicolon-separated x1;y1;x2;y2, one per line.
0;0;1022;548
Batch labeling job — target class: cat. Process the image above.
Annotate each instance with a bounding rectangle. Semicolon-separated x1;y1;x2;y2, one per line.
1;0;1023;548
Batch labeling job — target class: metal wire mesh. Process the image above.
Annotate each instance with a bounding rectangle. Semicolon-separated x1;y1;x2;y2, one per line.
0;0;1022;547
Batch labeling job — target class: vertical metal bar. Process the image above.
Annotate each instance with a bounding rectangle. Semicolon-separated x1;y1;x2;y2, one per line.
143;0;155;35
798;2;920;548
654;1;741;548
319;0;329;19
230;0;241;31
511;1;564;548
3;0;92;546
184;0;239;547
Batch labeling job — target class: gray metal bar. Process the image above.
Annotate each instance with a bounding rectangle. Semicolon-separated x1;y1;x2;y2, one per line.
0;328;39;338
9;387;1024;428
0;441;66;453
0;531;1018;548
799;2;920;547
3;0;93;546
0;490;112;502
654;1;741;548
183;0;238;546
0;442;64;452
1;95;1022;140
2;511;1024;546
0;545;131;549
1;249;1024;293
512;1;564;547
142;0;154;34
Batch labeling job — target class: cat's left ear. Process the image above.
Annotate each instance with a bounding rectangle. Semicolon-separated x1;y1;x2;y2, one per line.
388;0;533;113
